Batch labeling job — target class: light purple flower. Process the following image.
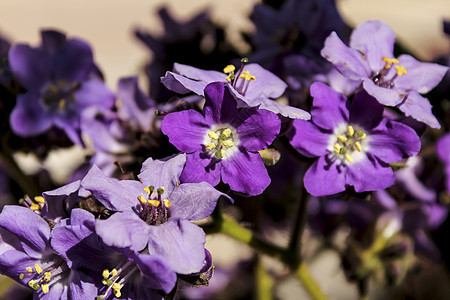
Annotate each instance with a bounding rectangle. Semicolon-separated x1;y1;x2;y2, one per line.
161;82;281;195
437;133;450;193
289;82;421;196
161;61;311;120
81;153;229;275
321;20;448;128
8;30;115;144
0;205;97;299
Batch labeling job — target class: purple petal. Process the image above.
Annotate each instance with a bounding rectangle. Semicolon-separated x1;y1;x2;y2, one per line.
221;150;270;196
41;30;67;54
8;44;50;90
349;90;384;129
289;119;330;158
397;91;441;129
362;79;406;106
180;152;221;186
81;165;143;211
203;82;238;124
169;182;228;220
304;155;346;196
349;20;395;72
346;154;396;192
395;158;436;202
132;252;177;294
369;118;421;163
373;190;397;210
147;220;206;274
233;108;281;151
74;79;115;110
42;180;82;221
161;109;209;153
321;32;371;80
95;211;149;252
395;54;448;94
437;133;450;164
0;206;50;257
139;154;186;193
68;270;98;300
10;93;52;136
310;82;349;131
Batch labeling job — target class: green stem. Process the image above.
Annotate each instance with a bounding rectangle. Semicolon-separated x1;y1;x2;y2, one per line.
255;255;273;300
295;263;329;300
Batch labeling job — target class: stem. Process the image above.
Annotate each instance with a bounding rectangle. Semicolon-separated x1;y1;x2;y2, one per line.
288;183;308;262
255;255;273;300
295;263;329;300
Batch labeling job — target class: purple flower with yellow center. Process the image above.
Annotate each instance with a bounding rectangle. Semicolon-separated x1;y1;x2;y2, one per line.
8;30;115;144
321;20;448;129
161;60;310;120
0;206;97;299
161;82;281;196
289;82;421;196
81;153;230;276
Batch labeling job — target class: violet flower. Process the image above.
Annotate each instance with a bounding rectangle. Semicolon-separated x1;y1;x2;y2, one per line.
289;82;421;196
81;153;229;275
8;30;115;144
0;205;97;299
161;61;311;120
321;20;448;128
161;82;281;195
437;133;450;193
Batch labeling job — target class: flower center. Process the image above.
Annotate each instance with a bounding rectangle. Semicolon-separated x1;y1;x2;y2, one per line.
223;58;256;97
137;186;171;226
98;260;138;299
204;125;239;159
329;125;368;165
40;80;81;111
372;57;407;89
19;255;68;295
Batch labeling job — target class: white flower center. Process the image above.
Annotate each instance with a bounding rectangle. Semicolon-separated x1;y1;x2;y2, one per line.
203;124;240;159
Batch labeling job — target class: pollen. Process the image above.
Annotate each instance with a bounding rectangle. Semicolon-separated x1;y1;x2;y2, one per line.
205;142;217;150
143;186;152;195
28;280;36;288
226;74;235;82
355;141;362;152
223;65;235;74
208;131;219;140
222;128;231;138
334;143;341;153
34;263;43;274
44;272;51;282
347;125;354;137
41;284;49;294
26;267;33;273
395;65;407;76
222;140;234;148
163;199;172;208
138;195;147;205
345;154;353;163
30;204;40;211
102;269;110;279
34;196;45;204
337;135;347;143
148;200;160;207
111;269;118;277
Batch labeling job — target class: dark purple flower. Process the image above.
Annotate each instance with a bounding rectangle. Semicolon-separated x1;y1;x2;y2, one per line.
81;153;229;275
321;20;448;128
161;61;310;120
8;30;115;144
162;82;281;195
0;205;97;299
289;82;421;196
437;133;450;193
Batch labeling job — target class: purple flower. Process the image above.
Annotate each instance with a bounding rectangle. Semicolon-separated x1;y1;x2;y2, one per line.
81;153;229;275
8;30;115;144
321;20;448;128
161;82;281;195
161;61;311;120
437;133;450;193
0;205;97;299
289;82;421;196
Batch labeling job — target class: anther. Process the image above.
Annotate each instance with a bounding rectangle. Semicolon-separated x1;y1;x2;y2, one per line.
222;140;234;148
44;272;51;282
148;200;160;207
208;131;219;140
337;135;348;143
355;142;362;152
143;186;151;195
30;204;40;211
334;143;341;153
163;199;172;208
222;128;231;138
34;196;45;204
223;65;235;73
102;269;110;279
347;126;354;137
138;195;147;205
34;263;43;274
111;269;118;277
205;142;217;150
26;267;33;273
345;154;353;163
41;284;49;294
394;65;407;76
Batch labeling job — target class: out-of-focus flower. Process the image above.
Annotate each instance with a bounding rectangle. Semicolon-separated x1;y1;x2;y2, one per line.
437;133;450;194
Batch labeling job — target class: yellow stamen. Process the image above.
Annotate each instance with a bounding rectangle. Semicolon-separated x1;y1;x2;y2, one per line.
382;57;392;64
113;289;122;297
28;280;35;288
34;263;43;274
391;58;399;64
249;75;256;81
102;279;108;285
337;135;347;143
395;65;407;76
112;283;122;291
333;143;341;153
41;284;49;294
345;154;353;163
239;70;250;80
222;128;231;138
30;204;40;211
208;131;218;140
138;195;147;205
143;186;151;195
355;141;362;152
163;199;172;208
222;140;234;148
44;272;51;282
205;142;216;150
347;126;354;137
26;267;33;273
226;74;234;82
34;196;45;204
111;269;118;277
220;149;226;158
102;269;110;279
148;200;160;207
360;133;367;139
223;65;235;73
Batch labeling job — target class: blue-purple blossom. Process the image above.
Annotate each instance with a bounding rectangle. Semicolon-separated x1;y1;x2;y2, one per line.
321;20;449;129
162;82;281;195
437;133;450;194
289;82;421;196
161;61;311;120
0;206;97;299
81;153;229;275
8;30;115;144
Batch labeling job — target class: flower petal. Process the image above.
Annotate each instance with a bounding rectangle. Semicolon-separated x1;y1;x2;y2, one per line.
10;93;52;137
362;79;405;106
139;154;186;193
304;154;346;196
397;91;441;129
289;119;330;158
203;82;239;124
180;152;221;187
349;90;384;130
